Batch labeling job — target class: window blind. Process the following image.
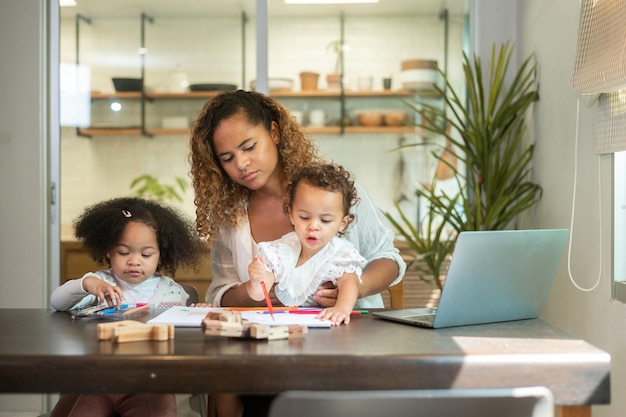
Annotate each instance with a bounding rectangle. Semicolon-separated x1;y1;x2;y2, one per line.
572;0;626;153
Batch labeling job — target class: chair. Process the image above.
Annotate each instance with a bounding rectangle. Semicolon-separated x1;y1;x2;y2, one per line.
181;283;200;306
268;387;554;417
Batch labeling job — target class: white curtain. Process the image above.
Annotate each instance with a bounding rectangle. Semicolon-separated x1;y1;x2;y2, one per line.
572;0;626;154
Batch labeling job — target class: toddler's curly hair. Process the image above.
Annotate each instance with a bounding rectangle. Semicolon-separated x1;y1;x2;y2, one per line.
284;163;360;234
73;197;207;276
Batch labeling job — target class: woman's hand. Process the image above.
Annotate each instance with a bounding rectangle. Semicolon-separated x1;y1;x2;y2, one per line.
82;277;125;307
312;281;339;307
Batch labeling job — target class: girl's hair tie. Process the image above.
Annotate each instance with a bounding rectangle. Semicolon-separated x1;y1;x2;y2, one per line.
121;209;132;218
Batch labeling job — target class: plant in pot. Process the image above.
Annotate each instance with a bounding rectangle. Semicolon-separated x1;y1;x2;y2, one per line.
326;40;343;90
129;174;188;203
385;41;542;295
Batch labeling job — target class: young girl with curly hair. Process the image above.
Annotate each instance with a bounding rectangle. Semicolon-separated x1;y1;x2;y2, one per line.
50;197;206;417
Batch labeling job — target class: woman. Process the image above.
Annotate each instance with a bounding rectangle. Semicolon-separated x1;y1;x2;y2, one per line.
189;89;405;309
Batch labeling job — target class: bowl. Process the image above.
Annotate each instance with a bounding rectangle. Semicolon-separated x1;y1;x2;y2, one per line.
357;112;384;127
189;83;237;91
112;77;143;92
250;78;294;92
383;111;408;126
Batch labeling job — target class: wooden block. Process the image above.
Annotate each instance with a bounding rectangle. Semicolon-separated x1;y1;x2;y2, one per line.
97;321;174;343
115;325;157;343
97;320;144;340
205;309;242;323
287;325;308;338
267;326;290;340
202;319;246;337
249;323;270;339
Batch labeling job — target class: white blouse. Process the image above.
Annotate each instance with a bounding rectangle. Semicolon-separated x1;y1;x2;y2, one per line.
257;232;366;307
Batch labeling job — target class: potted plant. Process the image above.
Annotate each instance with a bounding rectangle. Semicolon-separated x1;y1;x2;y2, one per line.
326;40;343;89
129;174;188;203
386;41;542;293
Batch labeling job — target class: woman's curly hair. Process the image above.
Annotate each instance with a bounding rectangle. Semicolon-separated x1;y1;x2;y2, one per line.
73;197;207;276
284;163;360;235
189;89;322;245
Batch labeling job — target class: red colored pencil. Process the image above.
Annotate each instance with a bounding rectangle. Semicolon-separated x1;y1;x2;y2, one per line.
260;281;274;321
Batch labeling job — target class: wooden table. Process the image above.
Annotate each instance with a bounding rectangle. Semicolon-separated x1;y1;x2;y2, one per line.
0;309;610;417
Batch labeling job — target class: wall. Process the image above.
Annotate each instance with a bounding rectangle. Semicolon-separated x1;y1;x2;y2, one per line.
517;1;622;416
58;11;466;228
0;0;50;414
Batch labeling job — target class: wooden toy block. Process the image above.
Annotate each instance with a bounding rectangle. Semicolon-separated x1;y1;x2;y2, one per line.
266;326;290;340
287;325;308;338
97;320;143;340
248;323;270;339
202;319;246;337
200;309;308;341
205;309;242;323
97;321;174;343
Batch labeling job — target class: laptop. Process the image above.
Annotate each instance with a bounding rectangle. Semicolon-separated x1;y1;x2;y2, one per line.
373;229;569;328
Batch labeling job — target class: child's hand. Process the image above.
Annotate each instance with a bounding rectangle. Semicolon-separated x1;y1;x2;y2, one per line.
82;277;125;307
247;257;275;301
317;307;351;326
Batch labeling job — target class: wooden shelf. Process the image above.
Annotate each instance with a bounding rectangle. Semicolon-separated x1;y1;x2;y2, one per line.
78;127;143;136
145;128;190;135
90;92;142;99
82;88;430;136
79;126;418;136
89;89;438;100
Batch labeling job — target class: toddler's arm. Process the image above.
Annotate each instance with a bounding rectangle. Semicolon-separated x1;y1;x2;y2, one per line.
246;256;276;302
317;273;360;326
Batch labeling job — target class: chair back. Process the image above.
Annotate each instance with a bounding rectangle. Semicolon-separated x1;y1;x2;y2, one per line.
269;387;554;417
180;283;200;306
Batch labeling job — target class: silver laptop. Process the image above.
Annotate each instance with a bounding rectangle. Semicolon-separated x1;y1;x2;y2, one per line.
373;229;569;328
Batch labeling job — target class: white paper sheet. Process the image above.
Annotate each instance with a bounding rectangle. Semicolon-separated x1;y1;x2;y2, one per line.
147;306;216;327
147;306;332;328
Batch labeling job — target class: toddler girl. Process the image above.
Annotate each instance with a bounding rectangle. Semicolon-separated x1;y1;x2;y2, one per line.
50;197;206;417
248;163;367;326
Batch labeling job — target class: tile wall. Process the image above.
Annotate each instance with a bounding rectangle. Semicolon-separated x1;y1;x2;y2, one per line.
59;12;466;230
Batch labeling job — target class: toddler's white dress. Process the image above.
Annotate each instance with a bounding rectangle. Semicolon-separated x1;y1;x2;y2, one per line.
257;231;367;307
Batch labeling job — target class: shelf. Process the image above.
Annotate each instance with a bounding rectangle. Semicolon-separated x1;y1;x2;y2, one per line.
271;89;438;98
145;128;190;135
78;127;143;136
90;92;142;99
146;91;223;99
89;89;438;100
77;126;418;136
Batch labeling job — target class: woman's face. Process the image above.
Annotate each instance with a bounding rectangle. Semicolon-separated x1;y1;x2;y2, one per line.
107;221;160;285
212;111;281;191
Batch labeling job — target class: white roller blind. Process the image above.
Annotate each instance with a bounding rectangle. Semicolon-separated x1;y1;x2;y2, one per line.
572;0;626;153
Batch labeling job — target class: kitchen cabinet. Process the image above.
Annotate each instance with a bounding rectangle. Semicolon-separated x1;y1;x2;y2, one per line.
60;241;212;302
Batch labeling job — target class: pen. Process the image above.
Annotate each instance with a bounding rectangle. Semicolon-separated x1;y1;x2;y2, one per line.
260;281;275;321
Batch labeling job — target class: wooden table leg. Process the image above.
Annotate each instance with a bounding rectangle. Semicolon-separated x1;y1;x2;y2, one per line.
557;405;591;417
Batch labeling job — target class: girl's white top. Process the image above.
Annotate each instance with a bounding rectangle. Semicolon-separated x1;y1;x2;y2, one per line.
257;232;366;307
